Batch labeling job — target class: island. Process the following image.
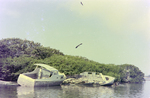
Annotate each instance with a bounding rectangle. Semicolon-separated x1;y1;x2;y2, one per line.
0;38;145;86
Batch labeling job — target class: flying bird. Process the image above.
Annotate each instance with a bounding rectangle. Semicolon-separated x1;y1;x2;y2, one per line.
80;2;83;6
75;43;82;48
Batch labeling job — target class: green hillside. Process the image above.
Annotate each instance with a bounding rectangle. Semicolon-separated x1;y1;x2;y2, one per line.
0;38;144;83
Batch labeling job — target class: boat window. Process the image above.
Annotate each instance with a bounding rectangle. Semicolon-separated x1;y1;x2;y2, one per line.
42;68;46;71
49;73;52;77
105;77;109;80
37;66;46;70
60;76;64;79
88;72;92;74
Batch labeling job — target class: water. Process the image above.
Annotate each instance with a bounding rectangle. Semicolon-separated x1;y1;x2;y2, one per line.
0;81;150;98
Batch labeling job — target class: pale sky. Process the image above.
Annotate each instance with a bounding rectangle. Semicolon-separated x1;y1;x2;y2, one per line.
0;0;150;75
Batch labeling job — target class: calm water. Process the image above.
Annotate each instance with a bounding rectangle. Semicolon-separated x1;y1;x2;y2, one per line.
0;81;150;98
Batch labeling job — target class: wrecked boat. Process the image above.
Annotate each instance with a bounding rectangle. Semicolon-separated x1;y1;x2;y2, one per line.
17;64;66;87
80;72;115;86
63;72;115;86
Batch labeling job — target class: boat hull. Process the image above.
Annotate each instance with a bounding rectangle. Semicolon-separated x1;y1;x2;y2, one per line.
34;80;63;87
17;74;64;87
100;79;115;86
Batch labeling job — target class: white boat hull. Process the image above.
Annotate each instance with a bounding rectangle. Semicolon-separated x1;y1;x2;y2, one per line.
18;74;64;87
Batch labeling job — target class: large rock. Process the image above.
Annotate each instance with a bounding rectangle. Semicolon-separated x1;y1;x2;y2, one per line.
120;64;144;83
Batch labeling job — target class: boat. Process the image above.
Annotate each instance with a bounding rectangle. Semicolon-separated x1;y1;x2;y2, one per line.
17;64;66;87
79;72;115;86
101;75;115;86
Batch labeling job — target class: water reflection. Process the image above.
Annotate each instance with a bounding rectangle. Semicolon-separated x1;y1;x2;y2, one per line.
17;85;115;98
114;83;144;98
17;86;62;98
142;81;150;98
61;85;114;98
0;83;147;98
0;86;18;98
17;86;34;98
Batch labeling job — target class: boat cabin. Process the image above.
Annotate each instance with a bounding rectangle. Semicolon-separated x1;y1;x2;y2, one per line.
22;64;64;80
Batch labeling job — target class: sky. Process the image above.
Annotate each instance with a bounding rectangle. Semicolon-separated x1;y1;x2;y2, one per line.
0;0;150;75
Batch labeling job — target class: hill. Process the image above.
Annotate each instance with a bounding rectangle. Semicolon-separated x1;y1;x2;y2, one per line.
0;38;144;83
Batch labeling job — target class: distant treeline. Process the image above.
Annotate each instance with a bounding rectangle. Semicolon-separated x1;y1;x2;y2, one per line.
0;38;144;83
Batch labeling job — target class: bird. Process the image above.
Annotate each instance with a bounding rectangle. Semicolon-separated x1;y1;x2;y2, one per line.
80;2;83;6
75;43;82;48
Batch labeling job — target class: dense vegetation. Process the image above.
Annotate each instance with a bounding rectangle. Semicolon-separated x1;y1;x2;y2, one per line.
0;38;144;83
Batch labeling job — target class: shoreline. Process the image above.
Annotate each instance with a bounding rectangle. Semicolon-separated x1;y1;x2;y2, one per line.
0;80;19;86
0;79;146;87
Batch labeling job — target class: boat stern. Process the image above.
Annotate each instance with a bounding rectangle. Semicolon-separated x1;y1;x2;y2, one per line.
17;74;35;87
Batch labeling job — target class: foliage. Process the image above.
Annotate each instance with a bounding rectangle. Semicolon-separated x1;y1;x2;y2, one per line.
119;64;145;83
31;47;64;59
0;38;145;83
0;38;63;81
0;56;37;81
0;38;64;59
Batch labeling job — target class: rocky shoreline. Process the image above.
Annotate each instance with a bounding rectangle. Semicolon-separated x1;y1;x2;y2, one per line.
0;80;19;86
0;80;128;88
0;75;145;87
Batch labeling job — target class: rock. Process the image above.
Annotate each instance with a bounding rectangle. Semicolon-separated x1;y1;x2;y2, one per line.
62;78;75;84
111;82;120;88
